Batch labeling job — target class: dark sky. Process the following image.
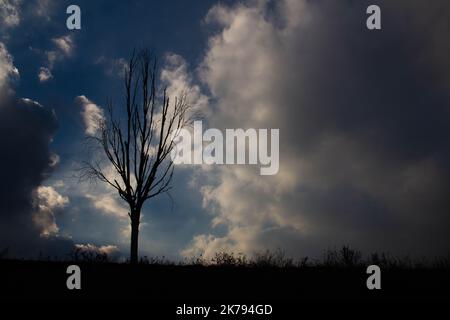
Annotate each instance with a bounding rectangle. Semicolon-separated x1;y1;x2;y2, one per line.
0;0;449;260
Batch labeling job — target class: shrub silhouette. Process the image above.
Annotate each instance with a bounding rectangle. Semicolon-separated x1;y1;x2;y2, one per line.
69;247;110;263
211;252;248;267
252;249;295;268
60;245;450;269
2;245;449;270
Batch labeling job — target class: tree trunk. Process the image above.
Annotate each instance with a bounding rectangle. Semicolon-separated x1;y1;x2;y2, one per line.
130;213;140;264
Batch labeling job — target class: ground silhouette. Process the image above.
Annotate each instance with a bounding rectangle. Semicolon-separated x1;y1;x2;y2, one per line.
1;247;449;303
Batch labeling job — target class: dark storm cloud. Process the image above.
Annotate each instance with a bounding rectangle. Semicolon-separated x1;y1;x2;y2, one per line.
0;94;73;257
274;0;450;255
188;0;450;258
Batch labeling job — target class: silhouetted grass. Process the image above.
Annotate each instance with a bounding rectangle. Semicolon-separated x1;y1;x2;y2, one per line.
176;246;450;270
2;245;449;270
1;245;449;300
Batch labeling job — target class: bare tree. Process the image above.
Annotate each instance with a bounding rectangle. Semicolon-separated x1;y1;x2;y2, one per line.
82;49;194;264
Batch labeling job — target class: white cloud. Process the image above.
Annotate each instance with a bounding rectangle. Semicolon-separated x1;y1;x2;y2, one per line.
183;1;306;258
161;53;209;116
84;187;132;242
38;67;52;82
0;42;19;91
52;35;74;57
181;234;222;258
75;95;105;136
85;192;128;219
33;185;69;236
35;186;69;210
19;97;42;107
41;34;75;77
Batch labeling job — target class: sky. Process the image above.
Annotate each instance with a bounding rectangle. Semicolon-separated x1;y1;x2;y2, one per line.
0;0;450;261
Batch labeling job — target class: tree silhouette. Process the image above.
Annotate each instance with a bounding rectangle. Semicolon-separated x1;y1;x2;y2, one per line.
83;49;194;264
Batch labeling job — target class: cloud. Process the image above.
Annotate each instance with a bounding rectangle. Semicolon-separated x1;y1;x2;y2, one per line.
32;186;69;236
0;0;59;30
49;152;60;167
40;34;75;78
0;42;19;90
183;0;450;259
52;35;74;57
80;162;142;242
0;0;21;28
31;0;54;21
0;40;75;257
161;53;209;116
85;191;128;219
42;161;133;255
95;56;128;77
38;66;52;82
75;95;105;136
0;93;74;257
